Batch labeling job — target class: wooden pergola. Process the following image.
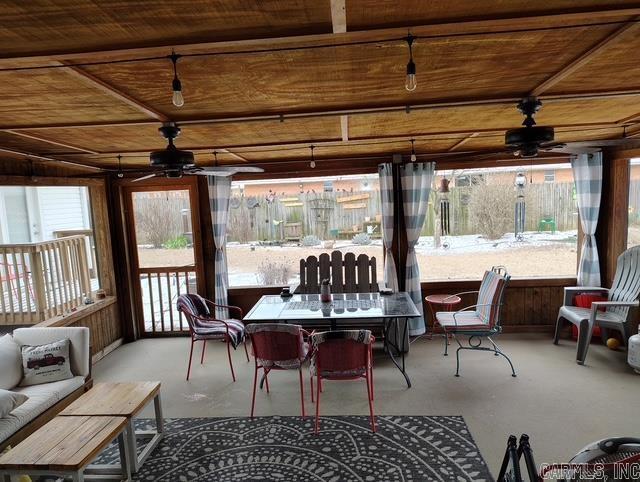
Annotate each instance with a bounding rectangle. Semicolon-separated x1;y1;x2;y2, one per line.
1;0;639;353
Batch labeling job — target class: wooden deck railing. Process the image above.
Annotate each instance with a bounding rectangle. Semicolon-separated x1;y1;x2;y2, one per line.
0;235;92;324
139;266;196;334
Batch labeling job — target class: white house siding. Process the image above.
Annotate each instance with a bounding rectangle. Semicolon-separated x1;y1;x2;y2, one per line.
35;186;90;241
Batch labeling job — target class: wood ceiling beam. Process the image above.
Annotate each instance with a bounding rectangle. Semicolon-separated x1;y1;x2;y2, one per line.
2;7;640;65
340;115;349;142
218;149;249;163
447;132;479;151
5;89;640;132
0;147;102;170
530;18;640;97
616;110;640;125
3;130;99;154
330;0;350;144
56;121;623;159
59;62;170;122
626;125;640;138
330;0;347;34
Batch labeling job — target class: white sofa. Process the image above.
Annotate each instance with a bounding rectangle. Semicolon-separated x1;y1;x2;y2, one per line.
0;327;90;449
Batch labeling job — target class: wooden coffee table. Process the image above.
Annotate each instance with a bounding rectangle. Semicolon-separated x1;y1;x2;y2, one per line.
61;381;163;473
0;415;130;482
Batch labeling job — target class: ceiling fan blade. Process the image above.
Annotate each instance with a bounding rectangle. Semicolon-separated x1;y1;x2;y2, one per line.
199;166;265;173
545;144;599;155
131;173;160;183
191;170;233;177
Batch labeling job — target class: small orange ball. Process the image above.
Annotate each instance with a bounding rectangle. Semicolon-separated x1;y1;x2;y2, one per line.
606;338;621;350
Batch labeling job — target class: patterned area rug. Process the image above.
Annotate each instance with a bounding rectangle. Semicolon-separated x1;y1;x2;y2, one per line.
96;416;492;481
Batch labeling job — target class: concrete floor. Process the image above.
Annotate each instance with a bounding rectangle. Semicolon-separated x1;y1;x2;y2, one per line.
93;333;640;477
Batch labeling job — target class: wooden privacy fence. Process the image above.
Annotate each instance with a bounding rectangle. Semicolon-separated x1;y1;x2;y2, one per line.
423;182;578;236
0;235;92;324
228;191;383;243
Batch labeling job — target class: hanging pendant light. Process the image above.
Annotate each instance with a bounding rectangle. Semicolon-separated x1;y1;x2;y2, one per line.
169;51;184;107
514;170;527;240
116;154;124;178
439;176;451;236
410;139;417;162
309;145;316;168
405;34;417;91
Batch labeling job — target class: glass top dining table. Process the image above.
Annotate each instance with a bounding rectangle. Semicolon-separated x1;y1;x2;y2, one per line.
243;292;420;388
244;292;420;322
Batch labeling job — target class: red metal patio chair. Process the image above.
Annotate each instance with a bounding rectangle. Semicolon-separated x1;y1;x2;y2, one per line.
245;323;312;418
310;330;375;434
176;294;249;382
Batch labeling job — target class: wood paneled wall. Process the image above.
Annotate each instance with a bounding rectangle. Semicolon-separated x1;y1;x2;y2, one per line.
422;277;573;333
229;277;574;333
38;297;122;362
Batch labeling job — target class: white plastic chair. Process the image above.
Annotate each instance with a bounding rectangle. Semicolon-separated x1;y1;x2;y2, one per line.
554;246;640;365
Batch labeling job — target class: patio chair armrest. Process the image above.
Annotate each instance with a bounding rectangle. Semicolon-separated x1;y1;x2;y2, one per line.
203;299;244;318
451;290;479;298
591;300;639;308
563;286;608;306
192;314;232;330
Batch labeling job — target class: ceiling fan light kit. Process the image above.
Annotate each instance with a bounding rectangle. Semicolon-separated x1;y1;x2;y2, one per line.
505;96;556;158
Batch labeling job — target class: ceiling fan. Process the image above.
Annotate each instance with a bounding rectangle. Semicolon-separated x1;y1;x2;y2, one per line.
445;97;634;164
131;122;264;182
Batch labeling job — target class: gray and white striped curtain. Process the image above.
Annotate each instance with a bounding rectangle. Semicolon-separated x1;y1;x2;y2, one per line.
572;152;602;287
401;162;435;336
378;163;399;291
208;176;232;318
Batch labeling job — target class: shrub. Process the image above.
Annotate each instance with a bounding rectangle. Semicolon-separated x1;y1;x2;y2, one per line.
134;197;183;248
301;235;321;246
257;259;293;285
352;233;372;245
467;183;515;239
163;236;188;249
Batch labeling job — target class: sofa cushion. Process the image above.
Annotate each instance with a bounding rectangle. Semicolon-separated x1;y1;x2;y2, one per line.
0;335;22;390
20;339;73;387
0;389;28;418
13;327;90;378
0;376;85;444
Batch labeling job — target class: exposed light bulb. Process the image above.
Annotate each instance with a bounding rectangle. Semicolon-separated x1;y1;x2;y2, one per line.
410;152;417;162
170;51;184;107
309;145;316;168
410;139;417;162
310;160;316;168
405;34;417;92
406;61;417;92
172;77;184;107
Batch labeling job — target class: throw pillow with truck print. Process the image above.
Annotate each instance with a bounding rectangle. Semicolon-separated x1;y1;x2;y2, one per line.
571;294;607;341
19;338;73;387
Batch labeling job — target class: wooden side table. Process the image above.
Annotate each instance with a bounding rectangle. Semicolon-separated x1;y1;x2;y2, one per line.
0;415;130;482
425;294;462;341
61;381;163;474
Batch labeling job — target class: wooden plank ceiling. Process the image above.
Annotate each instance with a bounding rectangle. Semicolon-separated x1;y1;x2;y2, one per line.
2;0;640;173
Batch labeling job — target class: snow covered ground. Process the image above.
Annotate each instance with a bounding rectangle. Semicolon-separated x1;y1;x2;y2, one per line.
226;230;578;286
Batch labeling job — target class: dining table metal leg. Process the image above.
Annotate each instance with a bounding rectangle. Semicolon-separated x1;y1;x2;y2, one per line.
383;317;411;388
